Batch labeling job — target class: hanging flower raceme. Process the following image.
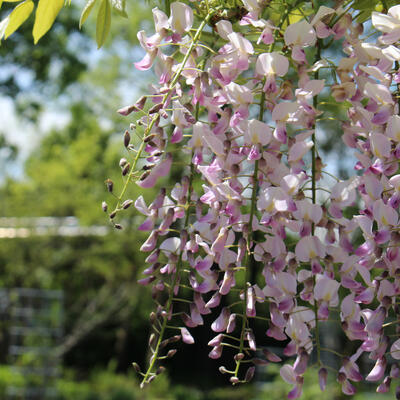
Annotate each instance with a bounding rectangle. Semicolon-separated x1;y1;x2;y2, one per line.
104;0;400;397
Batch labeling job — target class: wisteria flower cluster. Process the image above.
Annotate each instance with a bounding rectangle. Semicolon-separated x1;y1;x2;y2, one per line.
105;0;400;397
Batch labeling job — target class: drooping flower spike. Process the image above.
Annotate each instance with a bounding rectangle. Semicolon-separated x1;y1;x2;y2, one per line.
105;1;400;397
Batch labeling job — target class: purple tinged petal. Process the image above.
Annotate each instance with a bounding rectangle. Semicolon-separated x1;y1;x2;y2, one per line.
193;292;210;315
377;377;391;393
219;270;235;295
181;313;197;328
245;366;256;382
270;302;286;328
140;231;158;252
171;127;183;143
280;365;297;385
390;363;400;378
211;307;230;332
137;276;155;286
318;367;328;391
181;327;194;344
341;378;356;395
267;323;287;341
190;303;204;326
246;286;256;317
354;287;374;304
283;341;297;356
391;339;400;360
342;357;363;381
262;349;282;363
366;357;387;382
209;345;222;359
366;307;386;334
208;334;224;347
206;292;221;309
246;329;257;351
317;302;329;320
287;383;303;400
293;348;309;375
226;313;236;333
138;218;154;231
137;154;173;188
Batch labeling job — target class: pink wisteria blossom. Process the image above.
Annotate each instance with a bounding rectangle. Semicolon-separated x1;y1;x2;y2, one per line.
111;1;400;396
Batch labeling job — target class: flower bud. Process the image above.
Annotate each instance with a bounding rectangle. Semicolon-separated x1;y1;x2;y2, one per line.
234;353;244;361
169;335;181;343
101;201;108;212
244;366;255;382
124;130;131;148
105;179;113;193
122;199;133;209
114;224;123;230
167;349;177;358
318;367;328;391
122;163;130;176
109;211;117;219
149;312;157;324
230;376;239;384
144;133;156;143
231;164;240;175
219;366;229;374
148;333;156;346
253;358;268;366
119;158;127;168
149;103;164;114
132;362;141;373
156;366;165;375
391;364;400;378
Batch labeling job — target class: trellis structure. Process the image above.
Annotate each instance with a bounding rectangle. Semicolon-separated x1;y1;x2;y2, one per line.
2;288;63;400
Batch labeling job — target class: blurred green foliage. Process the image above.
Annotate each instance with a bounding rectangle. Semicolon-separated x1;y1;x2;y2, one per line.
0;362;396;399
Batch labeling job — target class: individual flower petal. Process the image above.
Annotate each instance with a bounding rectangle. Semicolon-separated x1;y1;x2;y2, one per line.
170;2;193;34
211;307;230;332
256;52;289;77
181;327;195;344
391;339;400;360
280;364;297;385
284;20;316;47
366;357;387;382
295;236;325;262
137;154;173;188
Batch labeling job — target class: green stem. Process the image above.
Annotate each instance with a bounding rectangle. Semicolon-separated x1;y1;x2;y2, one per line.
140;12;213;386
312;41;321;366
113;12;212;215
233;81;265;382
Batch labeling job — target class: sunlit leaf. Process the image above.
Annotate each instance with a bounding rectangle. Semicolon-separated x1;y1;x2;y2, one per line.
96;0;111;48
288;13;303;24
79;0;98;28
111;0;127;18
4;0;34;39
0;15;10;40
32;0;64;44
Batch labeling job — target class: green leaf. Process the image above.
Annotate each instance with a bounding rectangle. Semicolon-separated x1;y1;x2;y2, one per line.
96;0;111;49
352;0;378;10
356;9;372;23
32;0;64;44
4;0;34;39
111;0;127;18
79;0;97;29
0;15;10;40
